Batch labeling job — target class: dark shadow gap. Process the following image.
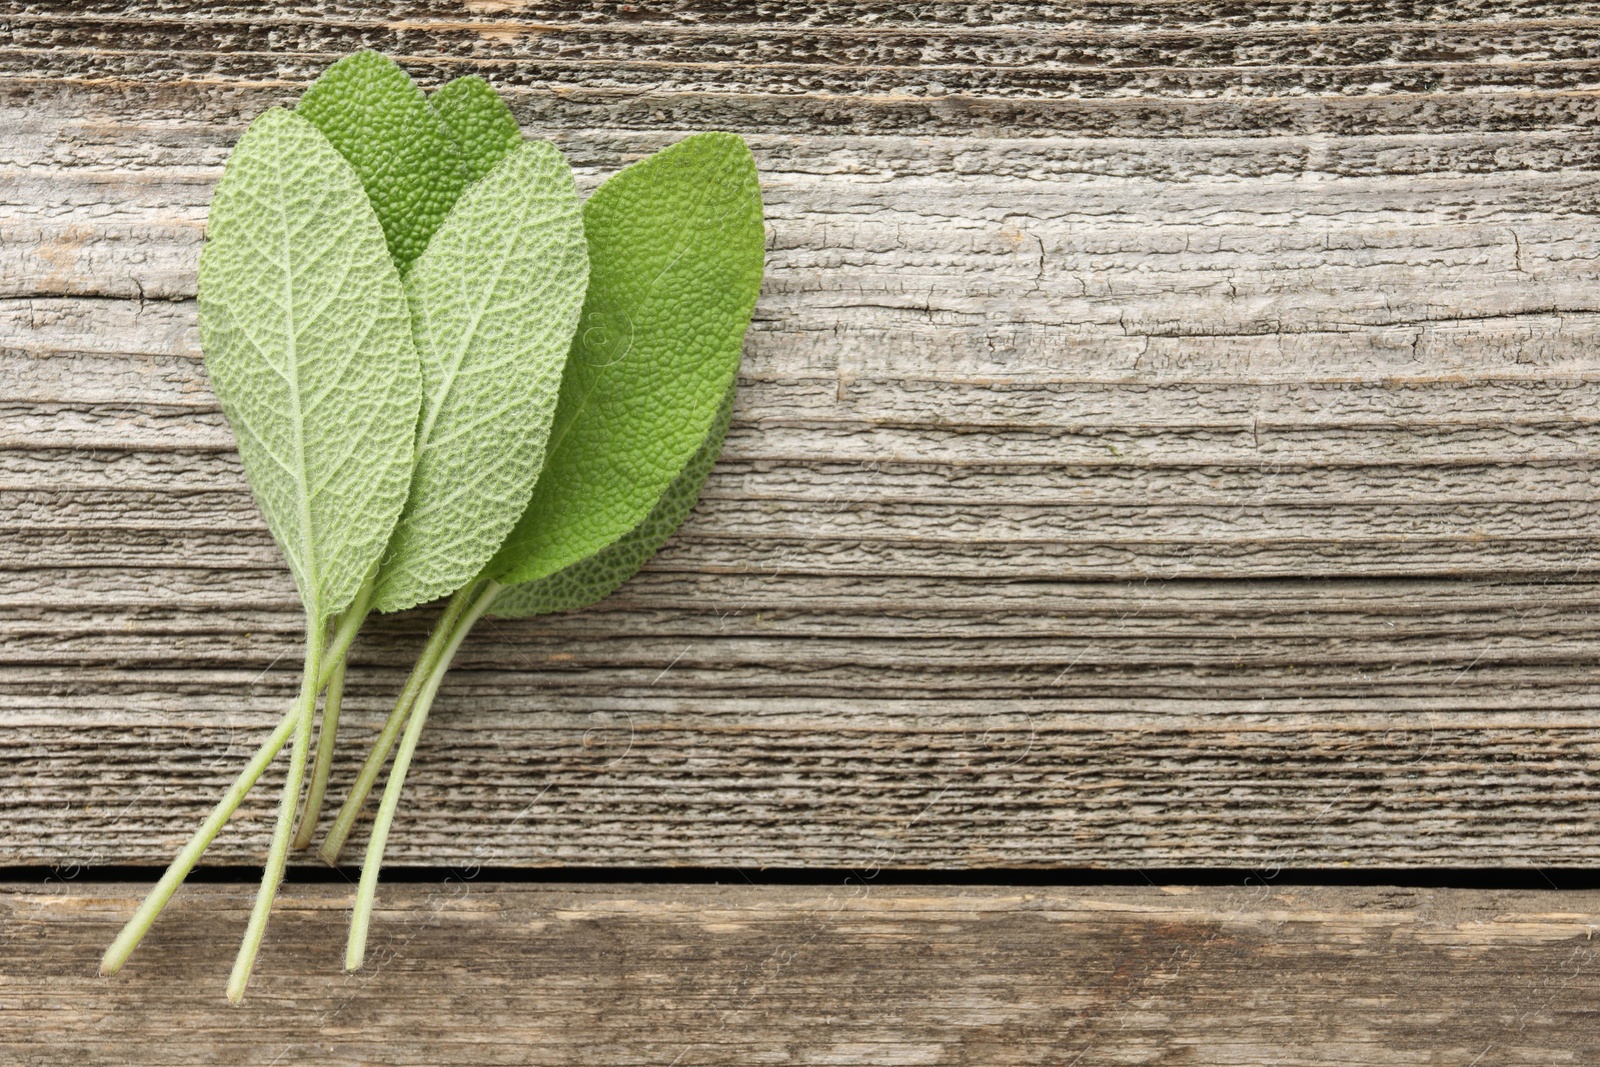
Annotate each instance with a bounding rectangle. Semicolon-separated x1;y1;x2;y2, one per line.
5;866;1599;891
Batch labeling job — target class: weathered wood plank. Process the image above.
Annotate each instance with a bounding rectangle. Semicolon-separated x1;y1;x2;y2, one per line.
6;571;1600;868
3;4;1600;869
4;880;1599;1065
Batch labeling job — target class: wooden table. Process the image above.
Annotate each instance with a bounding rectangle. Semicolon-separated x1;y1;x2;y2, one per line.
4;2;1599;1061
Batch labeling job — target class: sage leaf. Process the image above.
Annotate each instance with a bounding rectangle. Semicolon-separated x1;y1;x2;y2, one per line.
197;107;421;625
297;50;468;275
431;75;523;184
492;377;735;617
487;132;765;586
370;140;589;615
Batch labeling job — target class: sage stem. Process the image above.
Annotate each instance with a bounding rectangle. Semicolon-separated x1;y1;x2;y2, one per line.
225;618;323;1003
317;582;482;865
294;573;377;848
345;581;500;970
99;608;362;978
292;654;347;850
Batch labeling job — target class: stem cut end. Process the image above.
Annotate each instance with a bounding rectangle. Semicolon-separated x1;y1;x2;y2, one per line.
344;931;367;973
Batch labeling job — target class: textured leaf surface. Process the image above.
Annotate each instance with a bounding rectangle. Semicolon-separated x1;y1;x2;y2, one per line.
488;132;764;586
296;51;468;275
492;378;735;618
431;76;522;184
197;108;421;622
371;141;589;615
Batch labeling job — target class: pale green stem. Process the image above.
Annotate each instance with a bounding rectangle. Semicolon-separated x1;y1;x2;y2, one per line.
325;572;375;668
225;619;323;1004
292;575;373;849
317;582;481;866
289;566;372;851
292;654;347;850
99;711;296;978
99;608;365;979
345;581;500;971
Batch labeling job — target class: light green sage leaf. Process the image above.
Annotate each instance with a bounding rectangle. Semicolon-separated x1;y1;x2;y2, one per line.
197;108;421;623
370;140;589;615
431;75;522;184
296;51;468;275
486;132;765;586
492;377;735;618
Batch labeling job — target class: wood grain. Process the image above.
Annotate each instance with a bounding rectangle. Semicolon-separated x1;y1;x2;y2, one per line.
3;3;1600;868
5;879;1600;1065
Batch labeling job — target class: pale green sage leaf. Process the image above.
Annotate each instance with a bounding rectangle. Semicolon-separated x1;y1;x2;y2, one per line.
370;140;589;615
197;107;422;623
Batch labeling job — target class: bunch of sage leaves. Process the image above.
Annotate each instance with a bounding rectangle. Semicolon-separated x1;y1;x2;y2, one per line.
97;51;765;1002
